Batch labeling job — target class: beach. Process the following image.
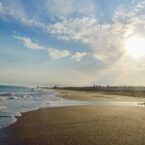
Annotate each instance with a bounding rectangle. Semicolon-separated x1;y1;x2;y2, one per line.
0;90;145;145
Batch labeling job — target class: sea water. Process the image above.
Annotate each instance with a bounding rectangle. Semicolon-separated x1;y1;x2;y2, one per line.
0;85;90;129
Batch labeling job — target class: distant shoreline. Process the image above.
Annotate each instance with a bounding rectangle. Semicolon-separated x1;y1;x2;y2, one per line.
40;86;145;98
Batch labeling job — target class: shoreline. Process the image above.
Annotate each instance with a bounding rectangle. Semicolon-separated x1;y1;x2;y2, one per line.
0;89;92;130
1;90;145;145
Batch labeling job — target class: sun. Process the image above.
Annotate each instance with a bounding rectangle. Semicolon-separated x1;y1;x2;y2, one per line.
125;35;145;58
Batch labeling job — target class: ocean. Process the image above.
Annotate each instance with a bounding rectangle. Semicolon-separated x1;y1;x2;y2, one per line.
0;85;90;129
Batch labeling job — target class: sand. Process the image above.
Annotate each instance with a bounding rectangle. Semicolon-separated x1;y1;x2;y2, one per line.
0;90;145;145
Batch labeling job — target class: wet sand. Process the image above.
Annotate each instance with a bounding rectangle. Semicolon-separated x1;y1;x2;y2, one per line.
0;90;145;145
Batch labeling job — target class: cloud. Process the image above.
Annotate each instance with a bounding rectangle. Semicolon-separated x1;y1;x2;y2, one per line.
7;1;145;63
0;1;47;30
112;0;145;24
47;17;124;63
71;52;87;61
48;48;71;59
13;32;88;61
0;2;3;13
0;1;24;19
47;0;145;66
111;0;145;41
93;53;107;63
46;0;96;18
1;0;144;64
48;48;88;61
48;17;99;42
14;35;44;50
0;0;97;31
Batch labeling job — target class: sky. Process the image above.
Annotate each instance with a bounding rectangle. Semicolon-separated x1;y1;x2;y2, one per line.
1;0;145;86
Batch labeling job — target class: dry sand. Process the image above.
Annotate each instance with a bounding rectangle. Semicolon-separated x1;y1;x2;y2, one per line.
0;90;145;145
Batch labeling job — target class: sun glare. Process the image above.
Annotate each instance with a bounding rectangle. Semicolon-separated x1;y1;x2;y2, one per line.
125;36;145;58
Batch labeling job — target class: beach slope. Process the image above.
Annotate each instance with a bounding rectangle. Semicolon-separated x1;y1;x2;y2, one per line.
0;90;145;145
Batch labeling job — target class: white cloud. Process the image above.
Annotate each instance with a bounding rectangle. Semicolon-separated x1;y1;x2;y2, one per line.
0;0;97;31
71;52;87;61
0;1;47;30
0;1;25;19
46;0;96;18
48;48;87;61
14;35;44;50
47;17;124;63
93;53;107;63
111;0;145;47
112;0;145;24
48;48;71;59
0;2;3;13
47;0;145;65
48;17;113;54
48;17;99;42
2;0;144;64
112;6;134;24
